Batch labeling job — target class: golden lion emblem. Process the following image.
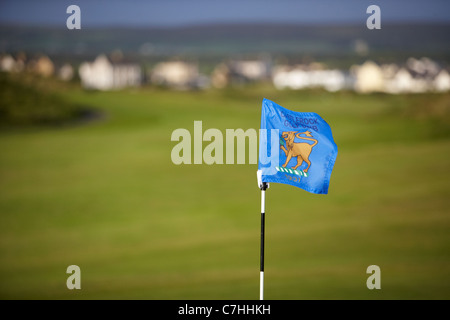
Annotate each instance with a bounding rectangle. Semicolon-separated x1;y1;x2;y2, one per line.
280;131;318;173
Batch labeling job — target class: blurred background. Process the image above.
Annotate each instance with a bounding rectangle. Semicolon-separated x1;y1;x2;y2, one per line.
0;0;449;299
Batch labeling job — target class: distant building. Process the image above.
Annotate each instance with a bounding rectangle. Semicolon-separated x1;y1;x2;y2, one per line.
434;69;450;92
406;57;440;79
33;55;55;77
272;64;349;92
270;57;448;94
382;57;445;94
58;63;74;82
0;54;16;72
211;59;271;88
352;61;385;93
230;60;269;81
150;61;207;90
79;54;141;90
211;63;229;88
384;68;415;94
23;55;54;77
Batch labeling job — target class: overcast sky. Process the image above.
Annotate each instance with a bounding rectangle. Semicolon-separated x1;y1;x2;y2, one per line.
1;0;449;27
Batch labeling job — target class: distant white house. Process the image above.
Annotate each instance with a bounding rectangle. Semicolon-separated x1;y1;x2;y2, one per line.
352;61;385;93
0;54;16;72
434;69;450;92
211;59;270;88
272;65;349;92
229;60;269;81
382;57;445;94
211;63;229;88
406;57;440;78
28;55;55;77
58;63;74;82
79;55;141;90
151;61;197;88
151;61;208;90
270;57;450;94
0;54;25;73
272;66;307;90
384;68;414;94
354;60;435;94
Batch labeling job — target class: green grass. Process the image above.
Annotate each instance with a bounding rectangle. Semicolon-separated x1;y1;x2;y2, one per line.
0;73;91;127
0;81;449;299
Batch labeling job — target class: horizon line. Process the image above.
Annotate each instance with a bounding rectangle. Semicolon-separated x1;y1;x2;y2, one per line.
2;19;450;30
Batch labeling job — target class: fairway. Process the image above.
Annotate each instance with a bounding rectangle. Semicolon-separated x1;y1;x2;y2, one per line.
0;84;449;299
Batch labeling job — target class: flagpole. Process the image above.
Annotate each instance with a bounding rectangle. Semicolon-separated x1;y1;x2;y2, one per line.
260;181;268;300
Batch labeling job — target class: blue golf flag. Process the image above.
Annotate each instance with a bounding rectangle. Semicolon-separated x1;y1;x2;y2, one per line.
258;98;337;194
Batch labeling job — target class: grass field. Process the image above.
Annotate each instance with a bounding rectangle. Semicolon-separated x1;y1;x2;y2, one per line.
0;79;449;299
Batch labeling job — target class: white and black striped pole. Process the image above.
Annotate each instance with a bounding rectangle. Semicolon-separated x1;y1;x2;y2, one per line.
257;170;269;300
260;182;268;300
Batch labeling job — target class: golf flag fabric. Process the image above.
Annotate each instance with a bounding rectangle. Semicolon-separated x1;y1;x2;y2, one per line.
258;98;337;194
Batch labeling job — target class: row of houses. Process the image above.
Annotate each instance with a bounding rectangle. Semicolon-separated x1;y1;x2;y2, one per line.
0;54;74;81
79;55;141;90
78;55;450;93
351;59;450;93
272;65;352;92
74;55;450;93
273;58;450;93
2;53;449;93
